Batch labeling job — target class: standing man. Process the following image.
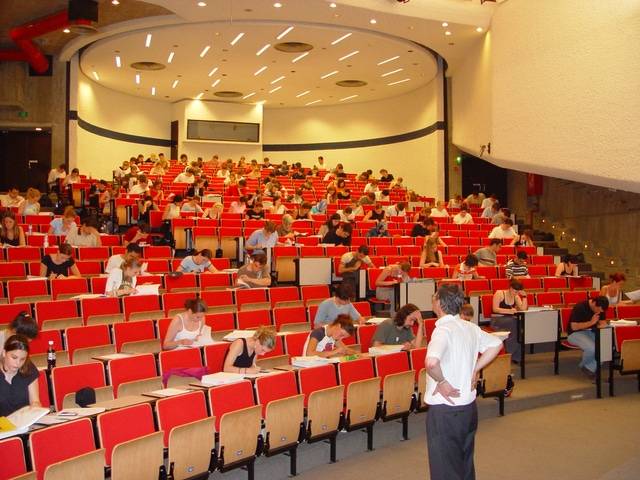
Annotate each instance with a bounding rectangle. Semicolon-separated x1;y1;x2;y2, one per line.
425;284;503;480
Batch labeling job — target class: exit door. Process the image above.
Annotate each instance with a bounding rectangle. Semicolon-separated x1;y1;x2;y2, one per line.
0;129;52;191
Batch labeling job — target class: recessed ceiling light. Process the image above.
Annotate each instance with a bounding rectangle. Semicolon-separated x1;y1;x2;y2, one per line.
296;90;310;97
378;55;399;65
476;27;484;32
145;33;152;48
63;28;70;33
208;67;218;77
112;0;120;5
381;68;403;77
200;45;211;57
195;92;204;99
292;52;309;63
197;1;207;6
321;70;338;79
256;44;270;56
243;92;256;99
271;75;285;84
331;33;352;45
340;94;358;102
211;79;220;88
35;127;43;131
167;51;175;63
115;55;121;68
230;32;245;46
369;19;377;25
441;22;448;27
151;87;156;96
339;50;359;61
329;2;337;8
92;71;99;81
388;78;411;86
445;31;452;36
269;86;282;93
273;2;282;7
172;79;179;89
277;26;294;40
254;66;268;76
306;99;322;106
135;73;141;84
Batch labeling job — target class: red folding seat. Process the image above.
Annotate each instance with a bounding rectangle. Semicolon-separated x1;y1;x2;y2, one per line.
255;371;299;416
236;288;269;308
527;265;548;277
203;343;231;374
338;357;376;388
568;276;593;290
284;331;309;357
113;320;157;352
374;351;411;382
297;364;339;406
521;278;543;291
476;266;498;279
205;312;236;332
544;277;568;291
30;329;63;355
66;324;112;362
200;273;234;289
155;390;209;447
273;306;307;330
614;325;640;353
374;245;398;256
77;246;110;260
200;290;235;308
421;267;449;279
123;294;163;320
50;277;89;300
144;259;170;273
356;324;377;353
0;303;32;328
0;262;26;279
531;255;554;264
158;347;203;376
208;380;255;430
410;347;427;383
30;418;97;480
108;353;158;397
90;276;108;293
300;246;324;257
164;273;198;292
6;246;41;262
7;279;49;303
80;296;122;324
352;301;372;317
616;305;640;320
237;309;272;329
34;299;79;329
480;295;495;320
563;290;587;306
163;291;195;316
464;279;491;295
269;286;301;307
368;237;392;246
143;245;172;259
51;362;107;410
0;437;28;479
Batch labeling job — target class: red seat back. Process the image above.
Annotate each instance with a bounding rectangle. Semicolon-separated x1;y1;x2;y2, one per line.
158;348;203;375
298;364;337;404
284;331;309;357
97;403;156;465
156;390;208;447
109;354;158;396
374;351;411;381
237;310;272;330
66;324;111;362
356;324;377;353
113;320;156;352
615;325;640;353
338;357;375;388
0;437;27;479
255;371;298;416
273;306;307;330
204;343;231;374
51;362;107;410
208;380;255;430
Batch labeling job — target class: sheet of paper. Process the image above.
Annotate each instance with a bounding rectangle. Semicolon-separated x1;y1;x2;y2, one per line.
56;407;106;417
365;317;387;325
625;289;640;302
223;330;256;341
144;388;189;398
200;372;245;386
133;284;160;296
94;353;135;361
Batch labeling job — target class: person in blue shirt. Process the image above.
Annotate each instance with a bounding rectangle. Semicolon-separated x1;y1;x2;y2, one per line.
245;221;279;254
314;283;364;328
177;249;219;273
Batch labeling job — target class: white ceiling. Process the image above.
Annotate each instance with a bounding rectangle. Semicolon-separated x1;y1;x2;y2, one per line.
79;20;438;107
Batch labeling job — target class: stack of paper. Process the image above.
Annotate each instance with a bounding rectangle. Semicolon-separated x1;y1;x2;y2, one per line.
610;319;638;326
366;317;387;325
133;284;161;296
144;388;189;398
291;356;331;367
626;289;640;302
223;330;256;341
0;406;50;439
368;345;404;356
200;372;245;386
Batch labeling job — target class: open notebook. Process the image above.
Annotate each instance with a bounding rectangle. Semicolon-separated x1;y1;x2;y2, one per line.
0;406;50;440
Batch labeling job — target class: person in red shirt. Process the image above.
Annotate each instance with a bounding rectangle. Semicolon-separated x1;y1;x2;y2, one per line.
123;222;152;246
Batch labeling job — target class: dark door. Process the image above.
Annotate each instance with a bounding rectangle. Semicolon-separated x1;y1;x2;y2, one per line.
461;153;508;202
170;121;179;160
0;129;52;191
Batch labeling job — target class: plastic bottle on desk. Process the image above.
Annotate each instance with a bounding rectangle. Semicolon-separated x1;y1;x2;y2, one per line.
47;341;56;370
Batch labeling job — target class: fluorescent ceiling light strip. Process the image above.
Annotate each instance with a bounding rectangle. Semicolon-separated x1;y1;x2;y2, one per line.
296;90;310;98
243;92;256;99
292;52;308;63
305;99;322;105
377;55;399;65
135;73;140;84
230;32;245;46
388;78;410;86
338;50;359;61
277;26;294;40
196;92;204;99
256;44;270;56
211;79;221;87
92;71;99;81
320;70;338;79
381;68;403;77
167;51;175;63
269;86;282;93
200;45;211;57
208;67;218;77
145;33;152;47
270;75;285;84
172;79;179;89
340;94;357;101
254;66;268;76
151;87;156;95
331;32;352;45
115;55;121;68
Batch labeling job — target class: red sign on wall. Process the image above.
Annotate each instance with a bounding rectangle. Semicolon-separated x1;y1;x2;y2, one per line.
527;173;543;196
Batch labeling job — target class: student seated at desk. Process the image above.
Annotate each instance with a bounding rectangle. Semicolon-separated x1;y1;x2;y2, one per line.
372;303;424;351
105;243;143;274
304;315;356;358
245;221;279;254
314;283;364;328
40;242;81;279
375;262;412;314
0;312;39;356
177;249;219;273
567;296;609;380
105;255;142;297
491;279;528;361
223;327;276;374
0;335;41;417
163;298;213;349
236;253;271;288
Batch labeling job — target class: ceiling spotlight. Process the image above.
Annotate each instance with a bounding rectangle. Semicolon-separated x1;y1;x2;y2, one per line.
331;33;352;45
208;67;218;77
230;32;245;46
112;0;120;5
340;94;358;102
172;79;179;89
369;19;377;24
305;99;322;106
476;27;484;32
92;71;100;81
441;22;448;27
212;79;221;88
269;86;282;93
292;52;309;63
321;70;338;79
200;45;211;57
197;1;207;6
271;75;285;84
195;92;204;99
329;2;337;7
377;55;399;65
296;90;310;97
277;26;294;40
387;78;411;86
135;73;141;84
151;87;156;96
339;50;359;61
167;51;175;63
256;44;270;56
243;92;256;99
115;55;121;68
254;66;268;76
273;2;282;7
445;31;452;36
145;33;152;48
35;127;43;131
63;28;70;33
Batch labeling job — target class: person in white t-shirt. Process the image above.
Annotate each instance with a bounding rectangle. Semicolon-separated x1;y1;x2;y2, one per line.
488;218;517;241
47;164;66;191
105;243;143;274
129;176;150;195
173;169;195;184
453;205;474;225
425;284;502;480
430;200;449;218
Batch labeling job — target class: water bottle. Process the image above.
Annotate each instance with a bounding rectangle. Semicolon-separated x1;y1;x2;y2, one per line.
47;341;56;370
28;224;33;235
